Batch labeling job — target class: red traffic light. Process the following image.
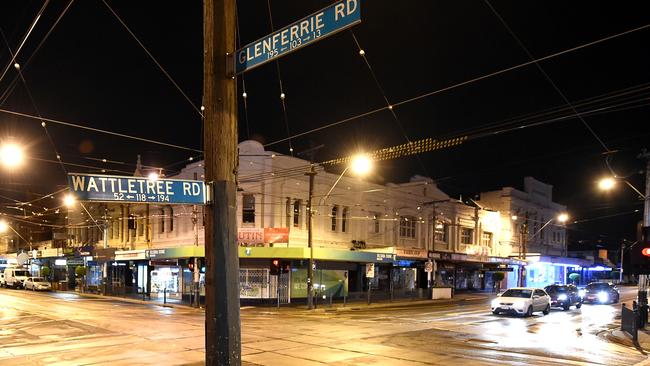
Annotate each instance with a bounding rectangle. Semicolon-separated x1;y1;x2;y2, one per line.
272;259;280;267
642;248;650;257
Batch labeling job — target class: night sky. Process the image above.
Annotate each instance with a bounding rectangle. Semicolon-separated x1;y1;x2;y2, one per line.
1;1;649;249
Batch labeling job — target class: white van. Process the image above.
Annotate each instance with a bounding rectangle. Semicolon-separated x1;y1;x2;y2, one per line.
3;267;31;289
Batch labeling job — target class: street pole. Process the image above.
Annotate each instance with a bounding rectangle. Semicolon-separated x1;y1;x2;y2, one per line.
638;151;650;323
193;206;200;308
204;0;241;364
620;240;625;284
306;166;316;310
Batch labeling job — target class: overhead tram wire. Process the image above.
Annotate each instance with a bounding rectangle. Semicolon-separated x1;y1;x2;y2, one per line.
235;3;250;139
100;0;203;118
266;0;295;155
0;29;69;177
0;0;50;86
240;85;650;183
0;0;75;105
237;96;650;197
264;22;650;148
349;29;430;176
483;0;611;153
0;108;202;153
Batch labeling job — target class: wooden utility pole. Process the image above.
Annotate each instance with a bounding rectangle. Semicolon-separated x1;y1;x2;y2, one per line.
203;0;241;364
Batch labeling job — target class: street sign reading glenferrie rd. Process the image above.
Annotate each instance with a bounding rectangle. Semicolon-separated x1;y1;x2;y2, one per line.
235;0;361;74
67;173;205;205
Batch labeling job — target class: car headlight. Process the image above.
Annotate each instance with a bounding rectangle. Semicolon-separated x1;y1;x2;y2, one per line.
578;290;586;297
513;300;526;309
558;294;568;301
491;299;500;307
597;292;609;302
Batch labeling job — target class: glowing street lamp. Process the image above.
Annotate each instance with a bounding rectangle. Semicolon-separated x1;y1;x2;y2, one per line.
598;177;616;191
0;220;8;233
557;213;569;224
148;172;160;181
350;154;373;176
0;143;23;168
63;194;76;208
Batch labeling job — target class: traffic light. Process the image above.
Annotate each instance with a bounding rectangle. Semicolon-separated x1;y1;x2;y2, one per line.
631;226;650;274
188;257;194;271
270;259;280;275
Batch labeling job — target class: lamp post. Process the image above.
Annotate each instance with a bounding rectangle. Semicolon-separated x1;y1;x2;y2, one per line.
306;154;373;310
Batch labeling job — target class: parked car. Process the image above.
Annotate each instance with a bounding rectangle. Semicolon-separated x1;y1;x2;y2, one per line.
491;287;551;317
544;284;582;310
24;277;51;291
583;282;620;304
3;267;31;289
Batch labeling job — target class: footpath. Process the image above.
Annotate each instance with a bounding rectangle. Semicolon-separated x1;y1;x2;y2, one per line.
52;289;492;313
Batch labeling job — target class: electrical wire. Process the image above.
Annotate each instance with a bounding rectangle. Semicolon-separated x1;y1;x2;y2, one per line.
0;0;74;105
0;0;50;86
0;108;202;152
483;0;611;153
264;22;650;147
266;0;294;155
100;0;203;118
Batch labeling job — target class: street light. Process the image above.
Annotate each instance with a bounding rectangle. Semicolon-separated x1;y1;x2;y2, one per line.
63;194;76;208
306;153;374;310
350;154;373;176
597;176;645;199
598;177;616;191
0;142;23;168
148;172;159;181
0;220;8;233
557;213;569;224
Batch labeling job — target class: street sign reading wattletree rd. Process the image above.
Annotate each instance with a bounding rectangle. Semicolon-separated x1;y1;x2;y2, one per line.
67;173;206;205
235;0;361;74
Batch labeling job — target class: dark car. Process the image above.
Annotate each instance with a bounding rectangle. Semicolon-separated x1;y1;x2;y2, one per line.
583;282;620;304
544;284;582;310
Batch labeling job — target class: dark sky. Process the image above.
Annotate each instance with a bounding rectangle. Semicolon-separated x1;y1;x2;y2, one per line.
1;1;649;248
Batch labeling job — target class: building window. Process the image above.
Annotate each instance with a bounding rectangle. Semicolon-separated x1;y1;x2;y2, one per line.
168;206;174;232
243;194;255;224
482;232;493;247
159;209;165;233
137;218;144;237
286;198;291;227
434;221;447;242
342;207;349;233
293;200;302;228
400;216;416;238
109;221;114;240
331;205;338;231
460;228;473;244
370;212;380;234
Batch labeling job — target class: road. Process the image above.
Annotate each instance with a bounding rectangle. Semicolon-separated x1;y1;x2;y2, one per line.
0;286;644;365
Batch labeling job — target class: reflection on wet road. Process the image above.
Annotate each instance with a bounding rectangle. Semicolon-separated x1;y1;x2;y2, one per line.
0;286;645;365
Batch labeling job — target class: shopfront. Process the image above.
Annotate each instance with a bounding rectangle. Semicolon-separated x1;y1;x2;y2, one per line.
523;256;591;288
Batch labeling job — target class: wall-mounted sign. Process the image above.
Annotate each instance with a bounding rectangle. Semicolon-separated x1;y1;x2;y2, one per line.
238;227;290;246
395;248;428;259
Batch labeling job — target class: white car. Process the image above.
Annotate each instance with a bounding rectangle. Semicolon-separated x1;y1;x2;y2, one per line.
24;277;51;291
491;287;551;317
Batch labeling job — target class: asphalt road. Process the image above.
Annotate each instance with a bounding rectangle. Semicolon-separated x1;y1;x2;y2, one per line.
0;286;645;365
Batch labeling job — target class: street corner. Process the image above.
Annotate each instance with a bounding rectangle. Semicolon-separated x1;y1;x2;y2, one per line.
602;328;650;352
